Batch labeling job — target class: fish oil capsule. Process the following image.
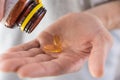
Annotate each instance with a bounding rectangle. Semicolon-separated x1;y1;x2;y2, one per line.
43;45;62;53
43;35;62;53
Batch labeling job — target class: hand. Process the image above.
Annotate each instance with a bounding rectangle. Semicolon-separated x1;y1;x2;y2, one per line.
0;13;113;78
0;0;5;21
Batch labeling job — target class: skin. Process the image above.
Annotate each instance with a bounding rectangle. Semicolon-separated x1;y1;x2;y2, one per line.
0;0;119;78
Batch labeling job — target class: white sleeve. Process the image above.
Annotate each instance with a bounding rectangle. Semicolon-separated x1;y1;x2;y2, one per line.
83;0;112;10
90;0;116;7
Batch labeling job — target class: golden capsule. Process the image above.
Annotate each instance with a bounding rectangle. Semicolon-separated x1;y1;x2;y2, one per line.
43;45;62;53
53;35;62;46
43;35;62;53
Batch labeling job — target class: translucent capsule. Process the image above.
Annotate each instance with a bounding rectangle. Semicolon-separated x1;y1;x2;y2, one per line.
43;45;62;53
53;35;62;46
43;35;62;53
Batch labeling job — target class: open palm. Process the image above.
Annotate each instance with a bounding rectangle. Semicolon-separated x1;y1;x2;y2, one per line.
0;13;113;78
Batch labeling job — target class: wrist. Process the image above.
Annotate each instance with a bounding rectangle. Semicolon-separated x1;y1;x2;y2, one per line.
83;12;108;30
85;1;120;30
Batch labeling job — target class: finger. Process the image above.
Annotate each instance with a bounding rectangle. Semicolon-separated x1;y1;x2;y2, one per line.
17;51;86;78
0;0;5;21
0;54;53;72
88;35;112;78
7;39;40;52
0;48;44;61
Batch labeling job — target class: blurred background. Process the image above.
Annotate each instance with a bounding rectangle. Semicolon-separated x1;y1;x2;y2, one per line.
0;0;120;80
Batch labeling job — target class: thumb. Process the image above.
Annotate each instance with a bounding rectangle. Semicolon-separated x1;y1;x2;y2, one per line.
88;34;112;78
0;0;5;21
